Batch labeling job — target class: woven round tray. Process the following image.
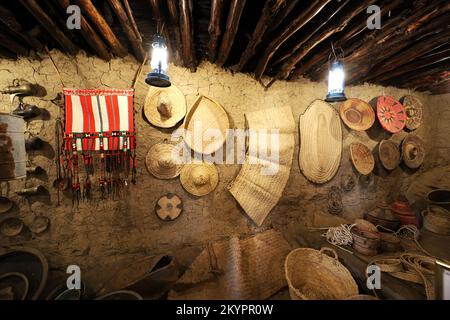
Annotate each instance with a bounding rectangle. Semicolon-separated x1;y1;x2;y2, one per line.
378;139;400;170
285;247;358;300
350;143;374;175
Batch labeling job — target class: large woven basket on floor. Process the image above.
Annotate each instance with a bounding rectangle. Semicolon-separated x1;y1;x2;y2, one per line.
285;247;358;300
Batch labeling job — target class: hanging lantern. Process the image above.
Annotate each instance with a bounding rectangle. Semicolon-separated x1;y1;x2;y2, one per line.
145;34;171;87
325;45;346;102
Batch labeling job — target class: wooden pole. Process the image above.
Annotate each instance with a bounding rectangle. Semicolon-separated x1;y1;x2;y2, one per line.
107;0;145;61
56;0;110;60
123;0;142;42
0;31;28;56
274;0;377;83
232;0;285;72
215;0;247;67
75;0;128;57
254;0;331;80
0;4;42;51
207;0;224;62
179;0;196;71
166;0;183;65
20;0;78;54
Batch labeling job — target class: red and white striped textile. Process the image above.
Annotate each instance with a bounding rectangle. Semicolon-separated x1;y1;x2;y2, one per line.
63;88;135;151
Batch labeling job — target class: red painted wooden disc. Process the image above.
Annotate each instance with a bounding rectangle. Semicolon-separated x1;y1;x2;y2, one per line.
376;96;406;133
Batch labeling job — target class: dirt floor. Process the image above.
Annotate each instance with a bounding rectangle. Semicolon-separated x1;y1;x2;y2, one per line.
0;51;449;296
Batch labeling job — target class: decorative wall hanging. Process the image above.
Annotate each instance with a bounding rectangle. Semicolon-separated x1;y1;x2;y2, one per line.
299;100;342;184
180;162;219;196
145;140;182;179
168;230;291;300
229;106;295;226
376;96;406;133
63;88;136;201
155;193;183;221
0;113;26;181
183;95;229;155
339;98;374;131
402;95;423;130
402;134;425;169
143;85;186;128
350;143;374;175
378;139;400;170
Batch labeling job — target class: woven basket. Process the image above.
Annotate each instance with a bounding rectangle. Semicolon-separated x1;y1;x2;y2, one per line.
285;247;358;300
423;206;450;235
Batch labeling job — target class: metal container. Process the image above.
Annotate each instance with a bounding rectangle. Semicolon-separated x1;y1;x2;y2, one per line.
0;113;26;181
426;189;450;211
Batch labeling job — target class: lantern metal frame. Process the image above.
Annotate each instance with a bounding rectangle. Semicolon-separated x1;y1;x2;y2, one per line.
325;44;347;102
145;34;171;88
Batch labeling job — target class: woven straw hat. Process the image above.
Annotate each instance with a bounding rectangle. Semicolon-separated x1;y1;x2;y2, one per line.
183;95;230;154
402;95;423;130
339;98;375;131
180;163;219;196
145;141;183;179
350;143;374;175
402;134;425;169
299;100;342;184
377;96;406;133
378;139;400;170
144;84;186;128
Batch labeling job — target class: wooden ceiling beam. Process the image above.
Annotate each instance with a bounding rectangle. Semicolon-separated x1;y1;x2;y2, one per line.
0;30;29;56
215;0;247;67
370;47;450;83
166;0;183;65
0;4;42;51
108;0;145;61
20;0;78;54
265;0;300;36
207;0;224;62
271;0;377;86
56;0;111;61
254;0;332;80
347;15;450;84
232;0;285;72
272;0;352;68
300;0;405;80
179;0;196;71
75;0;128;57
123;0;142;42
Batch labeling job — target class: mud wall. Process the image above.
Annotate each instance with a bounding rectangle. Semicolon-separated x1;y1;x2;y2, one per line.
0;51;446;291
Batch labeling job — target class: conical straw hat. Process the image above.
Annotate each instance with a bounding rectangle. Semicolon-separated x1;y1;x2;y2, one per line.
350;143;374;175
402;95;423;130
180;163;219;196
183;95;230;155
299;100;342;184
402;134;425;169
144;84;186;128
339;98;375;131
145;141;183;179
